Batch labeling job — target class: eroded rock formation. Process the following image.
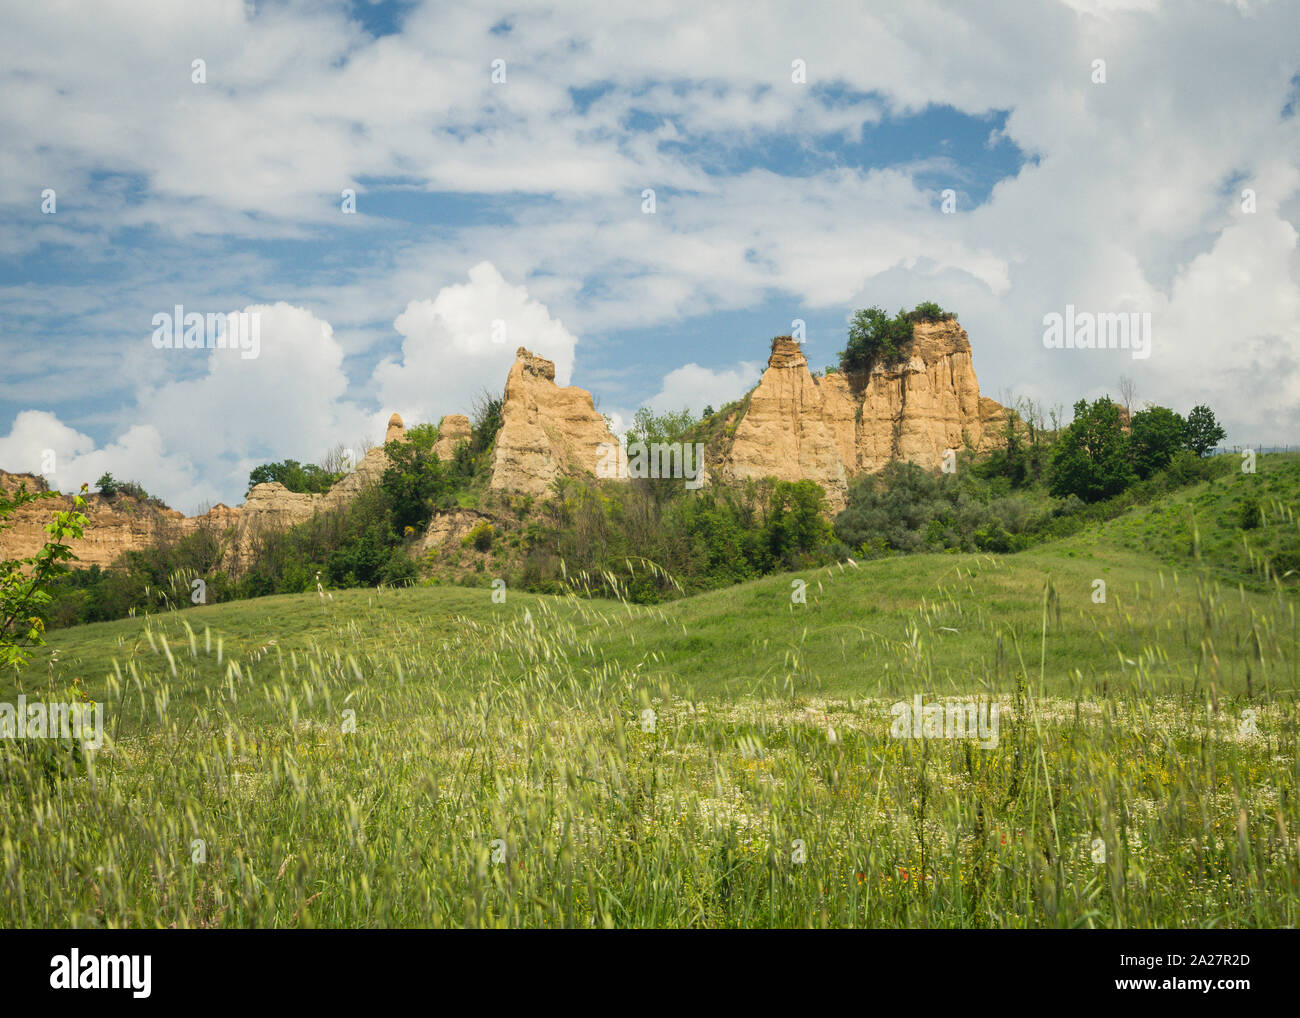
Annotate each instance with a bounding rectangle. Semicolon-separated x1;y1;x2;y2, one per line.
717;321;1010;511
2;322;1011;573
230;416;405;567
0;471;190;569
489;347;621;496
434;414;472;461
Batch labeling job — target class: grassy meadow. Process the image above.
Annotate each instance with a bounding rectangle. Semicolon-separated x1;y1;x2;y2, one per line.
2;456;1300;927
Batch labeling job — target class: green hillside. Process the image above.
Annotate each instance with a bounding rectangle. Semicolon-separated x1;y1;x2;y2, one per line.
2;455;1299;928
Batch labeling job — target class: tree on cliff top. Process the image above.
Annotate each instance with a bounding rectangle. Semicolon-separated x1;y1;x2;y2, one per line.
838;303;956;375
244;460;342;497
381;423;457;534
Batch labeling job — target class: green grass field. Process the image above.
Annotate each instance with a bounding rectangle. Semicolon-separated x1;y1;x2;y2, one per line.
3;456;1299;927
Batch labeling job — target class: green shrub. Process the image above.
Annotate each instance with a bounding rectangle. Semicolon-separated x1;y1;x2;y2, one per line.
464;522;495;552
246;460;341;496
1239;494;1262;530
1049;398;1135;502
838;303;956;375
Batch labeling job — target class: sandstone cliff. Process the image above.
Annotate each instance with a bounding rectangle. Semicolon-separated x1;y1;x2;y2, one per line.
2;322;1010;572
434;414;472;461
0;471;191;569
717;321;1010;511
489;347;622;496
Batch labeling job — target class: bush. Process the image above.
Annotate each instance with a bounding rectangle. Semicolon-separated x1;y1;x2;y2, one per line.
464;522;495;552
1049;398;1135;502
1;486;88;670
469;390;505;460
382;423;458;534
838;303;956;375
95;473;158;503
246;459;342;496
380;552;419;586
839;307;913;374
1239;494;1262;530
834;461;1004;555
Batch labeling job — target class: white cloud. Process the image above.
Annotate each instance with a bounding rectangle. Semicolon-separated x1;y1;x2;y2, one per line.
0;269;588;509
0;411;199;507
372;261;580;424
3;0;1300;504
1;303;374;511
646;362;762;417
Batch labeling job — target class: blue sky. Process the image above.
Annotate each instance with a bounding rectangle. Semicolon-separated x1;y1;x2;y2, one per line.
1;0;1298;511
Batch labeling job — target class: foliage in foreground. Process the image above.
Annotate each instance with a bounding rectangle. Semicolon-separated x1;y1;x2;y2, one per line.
838;302;956;375
1;484;87;671
4;549;1299;928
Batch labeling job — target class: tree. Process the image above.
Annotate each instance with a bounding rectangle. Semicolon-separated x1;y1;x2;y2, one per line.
626;407;696;446
247;459;341;495
763;480;832;565
1129;406;1186;478
839;307;912;374
320;443;354;477
1;484;88;672
469;389;504;459
1118;375;1137;415
1184;405;1227;457
1048;398;1136;502
94;472;155;502
839;303;955;375
380;423;457;534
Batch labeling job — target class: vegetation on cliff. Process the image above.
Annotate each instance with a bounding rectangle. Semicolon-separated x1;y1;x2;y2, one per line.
838;302;956;374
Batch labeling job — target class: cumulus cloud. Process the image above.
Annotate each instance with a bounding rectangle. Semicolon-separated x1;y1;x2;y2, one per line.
0;269;588;509
134;301;373;505
372;261;580;424
0;411;198;507
2;0;1299;506
646;362;763;417
0;303;374;511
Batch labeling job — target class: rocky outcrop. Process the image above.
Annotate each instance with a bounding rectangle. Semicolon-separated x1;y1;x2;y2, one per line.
2;322;1012;572
0;471;49;497
722;338;852;509
489;347;622;496
0;472;190;569
384;413;405;444
717;322;1010;511
416;507;494;556
227;415;407;566
434;414;472;462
